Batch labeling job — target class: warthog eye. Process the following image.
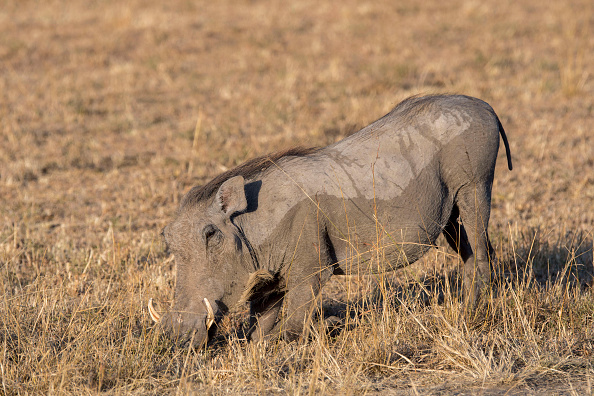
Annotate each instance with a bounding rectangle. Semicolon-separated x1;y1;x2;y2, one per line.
202;224;222;247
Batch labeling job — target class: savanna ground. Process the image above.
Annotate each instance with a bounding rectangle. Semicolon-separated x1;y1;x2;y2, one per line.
1;0;593;394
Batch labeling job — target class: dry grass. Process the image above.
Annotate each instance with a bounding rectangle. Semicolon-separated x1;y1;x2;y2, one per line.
1;0;593;394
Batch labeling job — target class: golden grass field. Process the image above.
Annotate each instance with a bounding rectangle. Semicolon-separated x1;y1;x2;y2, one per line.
1;0;593;394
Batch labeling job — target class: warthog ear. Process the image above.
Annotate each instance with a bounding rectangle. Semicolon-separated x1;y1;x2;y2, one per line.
215;176;247;217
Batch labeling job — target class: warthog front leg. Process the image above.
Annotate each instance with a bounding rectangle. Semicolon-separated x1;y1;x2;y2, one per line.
270;284;320;341
268;257;333;341
248;293;284;342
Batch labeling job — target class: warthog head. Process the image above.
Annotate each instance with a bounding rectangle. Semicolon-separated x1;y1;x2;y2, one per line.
150;176;252;347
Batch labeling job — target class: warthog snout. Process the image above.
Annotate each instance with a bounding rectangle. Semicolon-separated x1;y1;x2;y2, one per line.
148;298;216;346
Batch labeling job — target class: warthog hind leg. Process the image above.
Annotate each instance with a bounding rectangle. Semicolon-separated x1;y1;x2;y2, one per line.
444;183;495;306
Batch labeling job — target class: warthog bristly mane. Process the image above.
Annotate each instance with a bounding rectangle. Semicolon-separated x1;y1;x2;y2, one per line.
181;146;320;209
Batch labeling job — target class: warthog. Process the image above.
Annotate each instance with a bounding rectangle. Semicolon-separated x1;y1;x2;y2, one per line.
150;94;512;346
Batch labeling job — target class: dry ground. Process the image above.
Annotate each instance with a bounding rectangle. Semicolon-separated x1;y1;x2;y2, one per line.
1;0;593;394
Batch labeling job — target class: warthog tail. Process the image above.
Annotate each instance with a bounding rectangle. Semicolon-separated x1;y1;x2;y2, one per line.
497;117;513;171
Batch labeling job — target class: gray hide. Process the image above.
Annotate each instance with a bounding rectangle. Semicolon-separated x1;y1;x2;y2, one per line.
160;94;513;346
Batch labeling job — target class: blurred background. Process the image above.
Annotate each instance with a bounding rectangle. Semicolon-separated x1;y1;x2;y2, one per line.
1;0;592;247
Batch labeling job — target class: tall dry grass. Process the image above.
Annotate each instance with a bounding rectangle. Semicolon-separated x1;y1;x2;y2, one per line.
1;222;593;394
1;0;593;394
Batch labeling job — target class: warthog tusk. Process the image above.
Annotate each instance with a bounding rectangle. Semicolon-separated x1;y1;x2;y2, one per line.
203;298;215;330
148;298;161;323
